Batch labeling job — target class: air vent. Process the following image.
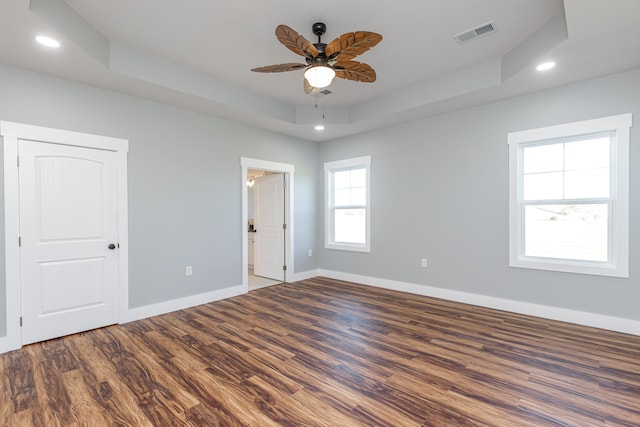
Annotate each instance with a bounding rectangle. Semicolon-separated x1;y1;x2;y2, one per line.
454;21;496;44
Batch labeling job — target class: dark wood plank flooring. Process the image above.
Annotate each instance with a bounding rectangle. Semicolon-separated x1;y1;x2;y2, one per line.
1;277;639;426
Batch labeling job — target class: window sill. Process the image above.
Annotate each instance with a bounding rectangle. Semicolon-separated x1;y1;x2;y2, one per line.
509;257;628;278
326;243;370;253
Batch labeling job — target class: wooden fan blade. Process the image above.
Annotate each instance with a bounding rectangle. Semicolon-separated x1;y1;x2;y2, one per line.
326;31;382;61
251;63;307;73
304;77;321;94
334;61;377;82
276;25;319;59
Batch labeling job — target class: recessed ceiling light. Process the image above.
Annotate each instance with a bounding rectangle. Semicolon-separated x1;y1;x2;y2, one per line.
315;125;325;131
36;36;60;48
536;61;555;71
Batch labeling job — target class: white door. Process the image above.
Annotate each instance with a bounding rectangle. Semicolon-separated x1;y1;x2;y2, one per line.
19;139;119;345
253;174;285;281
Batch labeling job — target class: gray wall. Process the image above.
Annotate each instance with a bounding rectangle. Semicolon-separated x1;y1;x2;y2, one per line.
2;62;638;339
0;64;318;337
318;68;640;321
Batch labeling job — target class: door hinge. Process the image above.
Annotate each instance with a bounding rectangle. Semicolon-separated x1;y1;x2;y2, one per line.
20;316;22;327
283;265;287;271
18;236;21;247
17;156;20;167
283;223;287;230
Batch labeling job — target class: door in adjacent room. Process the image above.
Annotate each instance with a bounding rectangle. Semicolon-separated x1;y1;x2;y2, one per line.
253;173;285;281
19;139;120;345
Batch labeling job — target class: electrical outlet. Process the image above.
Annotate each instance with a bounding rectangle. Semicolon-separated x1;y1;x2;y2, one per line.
308;249;313;257
421;258;428;268
186;266;193;276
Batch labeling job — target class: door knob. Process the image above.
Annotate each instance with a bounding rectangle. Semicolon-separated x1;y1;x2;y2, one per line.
108;243;116;250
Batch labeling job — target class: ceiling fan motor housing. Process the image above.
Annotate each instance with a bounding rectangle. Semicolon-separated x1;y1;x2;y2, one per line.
312;22;327;37
313;44;328;63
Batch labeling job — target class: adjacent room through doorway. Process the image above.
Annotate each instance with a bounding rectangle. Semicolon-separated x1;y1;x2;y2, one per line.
246;169;285;290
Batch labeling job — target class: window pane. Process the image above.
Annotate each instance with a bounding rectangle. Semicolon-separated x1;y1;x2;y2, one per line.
565;137;610;170
334;188;350;206
524;204;608;262
523;144;563;174
351;187;366;206
523;172;563;200
325;156;371;252
334;170;351;189
334;209;365;244
564;168;610;199
350;168;366;187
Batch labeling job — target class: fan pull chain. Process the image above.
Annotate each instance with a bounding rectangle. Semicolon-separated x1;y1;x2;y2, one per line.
322;95;325;119
315;98;325;119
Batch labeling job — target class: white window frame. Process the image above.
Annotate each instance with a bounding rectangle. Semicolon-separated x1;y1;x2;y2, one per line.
325;156;371;252
508;113;631;277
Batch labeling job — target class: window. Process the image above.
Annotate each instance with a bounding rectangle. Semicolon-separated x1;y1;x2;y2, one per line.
325;156;371;252
508;114;631;277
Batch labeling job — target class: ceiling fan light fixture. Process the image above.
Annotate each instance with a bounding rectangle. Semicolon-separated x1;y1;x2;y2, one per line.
304;66;335;89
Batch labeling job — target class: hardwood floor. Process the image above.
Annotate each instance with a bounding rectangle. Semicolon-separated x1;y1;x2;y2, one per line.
1;277;639;426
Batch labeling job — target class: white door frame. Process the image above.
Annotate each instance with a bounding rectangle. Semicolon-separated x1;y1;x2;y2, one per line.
0;121;129;353
240;158;294;292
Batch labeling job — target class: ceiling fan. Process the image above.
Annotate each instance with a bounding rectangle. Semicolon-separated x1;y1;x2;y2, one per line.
251;23;382;94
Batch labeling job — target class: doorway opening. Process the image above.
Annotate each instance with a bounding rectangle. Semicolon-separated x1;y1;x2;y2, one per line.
247;170;284;290
240;158;295;293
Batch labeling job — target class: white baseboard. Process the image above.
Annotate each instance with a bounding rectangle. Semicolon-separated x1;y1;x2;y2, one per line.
289;269;321;283
0;334;21;354
318;269;640;336
123;284;246;323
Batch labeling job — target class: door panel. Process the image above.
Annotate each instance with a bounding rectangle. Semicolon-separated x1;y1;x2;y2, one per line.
19;139;118;345
38;156;105;241
253;174;285;281
38;258;105;314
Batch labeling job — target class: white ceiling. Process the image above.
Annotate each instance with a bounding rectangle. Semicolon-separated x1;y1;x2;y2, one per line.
1;0;639;141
